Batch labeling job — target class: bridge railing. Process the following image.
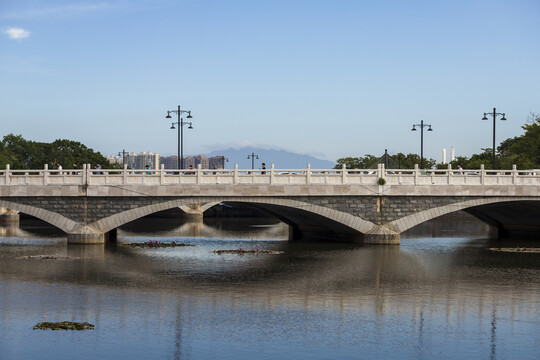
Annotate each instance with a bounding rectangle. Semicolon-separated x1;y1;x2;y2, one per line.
0;164;539;186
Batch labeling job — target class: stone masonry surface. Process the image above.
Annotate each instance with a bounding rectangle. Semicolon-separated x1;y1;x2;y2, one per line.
3;195;489;226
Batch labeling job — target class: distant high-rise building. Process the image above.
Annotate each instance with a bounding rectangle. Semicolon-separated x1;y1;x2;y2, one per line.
109;153;227;170
160;155;227;169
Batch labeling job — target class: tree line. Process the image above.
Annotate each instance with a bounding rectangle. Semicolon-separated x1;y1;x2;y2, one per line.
335;114;540;170
0;135;119;170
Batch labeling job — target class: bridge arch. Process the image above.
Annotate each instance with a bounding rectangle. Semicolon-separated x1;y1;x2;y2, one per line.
0;199;81;233
388;197;540;234
89;197;379;239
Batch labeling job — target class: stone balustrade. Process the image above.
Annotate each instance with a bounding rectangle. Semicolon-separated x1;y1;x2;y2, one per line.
1;163;539;187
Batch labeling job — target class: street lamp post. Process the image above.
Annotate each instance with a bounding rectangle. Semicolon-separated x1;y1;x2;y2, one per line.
165;105;193;169
411;120;433;169
221;156;229;169
118;149;129;167
482;108;507;170
247;152;259;170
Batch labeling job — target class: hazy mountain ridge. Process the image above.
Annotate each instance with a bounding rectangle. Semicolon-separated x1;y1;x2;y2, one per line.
206;147;335;169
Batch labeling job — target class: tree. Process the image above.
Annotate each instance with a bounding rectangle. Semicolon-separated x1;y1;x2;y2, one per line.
498;113;540;169
0;134;115;169
335;152;436;169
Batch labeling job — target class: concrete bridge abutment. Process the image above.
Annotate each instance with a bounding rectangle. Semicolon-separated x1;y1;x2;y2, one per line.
67;226;105;244
0;208;20;224
362;226;400;245
179;204;204;220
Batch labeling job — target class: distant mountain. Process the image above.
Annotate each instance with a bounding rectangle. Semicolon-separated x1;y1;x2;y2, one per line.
206;147;335;169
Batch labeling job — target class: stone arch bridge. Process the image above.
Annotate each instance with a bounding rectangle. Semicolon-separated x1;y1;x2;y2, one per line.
1;164;539;244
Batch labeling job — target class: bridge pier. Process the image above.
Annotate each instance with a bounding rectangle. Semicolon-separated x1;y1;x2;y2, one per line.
0;209;20;224
67;225;105;244
180;204;204;220
363;226;400;245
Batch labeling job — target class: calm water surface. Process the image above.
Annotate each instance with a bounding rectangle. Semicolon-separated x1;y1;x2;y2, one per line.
0;218;539;359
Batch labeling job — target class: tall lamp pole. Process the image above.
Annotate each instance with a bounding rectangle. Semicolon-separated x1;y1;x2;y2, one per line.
482;108;507;170
411;120;433;169
247;152;259;170
221;156;229;169
118;149;129;167
165;105;193;169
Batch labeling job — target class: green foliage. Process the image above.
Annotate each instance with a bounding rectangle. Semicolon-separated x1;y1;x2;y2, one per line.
498;114;540;169
335;152;436;169
446;114;540;170
449;150;494;169
377;177;386;185
337;115;540;171
0;134;114;169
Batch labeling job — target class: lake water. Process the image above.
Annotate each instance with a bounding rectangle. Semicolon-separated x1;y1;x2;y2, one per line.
0;217;539;359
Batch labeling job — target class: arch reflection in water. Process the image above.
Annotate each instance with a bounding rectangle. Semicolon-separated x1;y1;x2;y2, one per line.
118;217;289;241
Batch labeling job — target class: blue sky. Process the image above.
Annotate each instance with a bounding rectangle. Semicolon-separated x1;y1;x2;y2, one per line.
1;0;539;164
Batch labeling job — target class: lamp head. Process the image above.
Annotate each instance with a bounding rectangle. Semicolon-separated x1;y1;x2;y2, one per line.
188;123;193;129
427;126;433;131
482;114;488;120
187;111;193;119
501;114;507;121
411;126;417;131
170;123;175;129
166;112;172;119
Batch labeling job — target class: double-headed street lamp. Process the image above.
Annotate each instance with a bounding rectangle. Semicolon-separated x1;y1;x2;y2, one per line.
482;108;507;170
118;149;129;167
165;105;193;169
247;152;259;170
411;120;433;169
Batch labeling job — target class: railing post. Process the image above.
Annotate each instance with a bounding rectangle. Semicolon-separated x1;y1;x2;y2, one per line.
123;164;128;185
342;163;347;184
447;164;452;184
480;164;485;185
86;163;91;185
160;164;164;185
512;164;517;184
43;164;48;185
197;164;202;185
234;164;239;184
414;164;419;185
270;164;275;184
377;163;384;179
306;163;311;184
82;164;87;185
6;164;10;186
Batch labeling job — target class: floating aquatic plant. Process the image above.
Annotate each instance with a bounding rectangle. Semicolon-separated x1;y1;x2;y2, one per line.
17;255;76;260
125;241;194;248
488;247;539;253
33;321;95;331
212;249;283;255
